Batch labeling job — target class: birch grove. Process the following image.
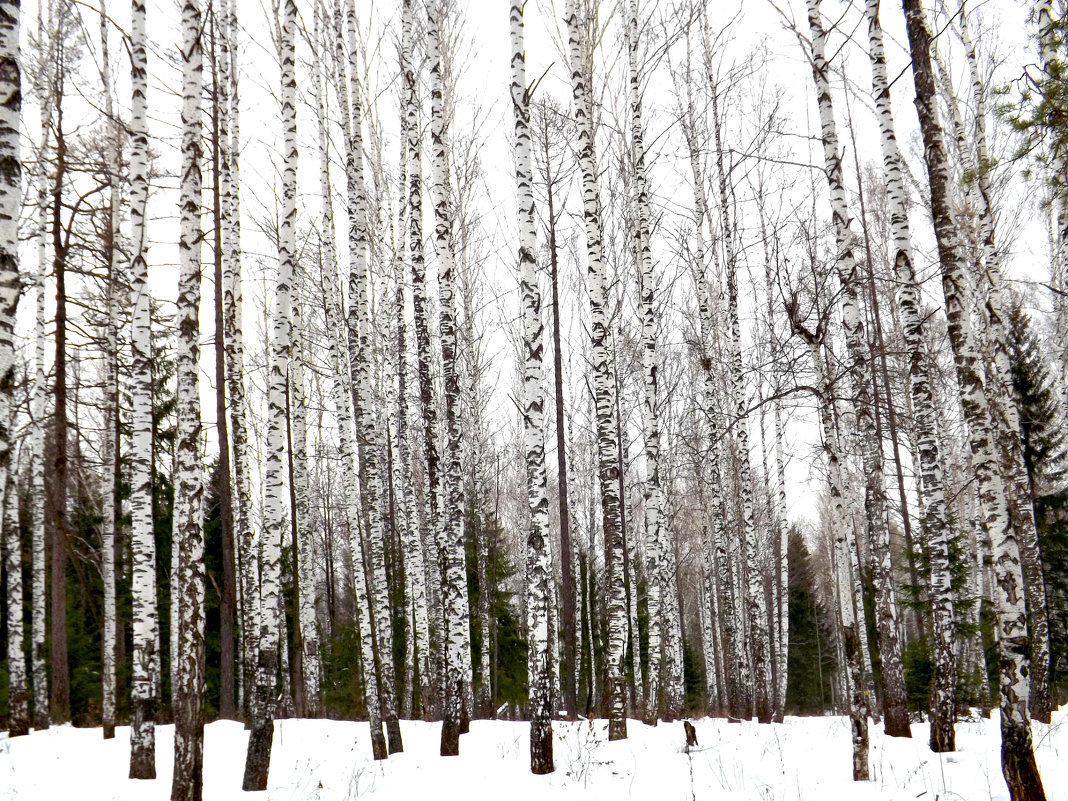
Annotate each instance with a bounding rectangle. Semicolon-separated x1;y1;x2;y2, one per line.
902;2;1046;798
0;0;1064;796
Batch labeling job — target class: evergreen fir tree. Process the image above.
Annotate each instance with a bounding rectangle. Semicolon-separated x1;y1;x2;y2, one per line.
1008;297;1068;702
784;526;837;714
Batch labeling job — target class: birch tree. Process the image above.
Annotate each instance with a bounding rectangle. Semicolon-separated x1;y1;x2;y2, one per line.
566;0;627;741
901;3;1046;798
128;0;159;778
389;22;433;715
804;0;910;737
707;63;772;724
99;0;119;741
401;0;447;711
625;0;666;725
3;449;27;737
291;294;319;716
315;7;387;757
30;0;50;735
219;0;258;724
171;1;206;796
243;0;297;787
428;0;473;755
339;0;403;753
956;4;1053;725
510;0;553;774
862;0;956;751
788;306;869;780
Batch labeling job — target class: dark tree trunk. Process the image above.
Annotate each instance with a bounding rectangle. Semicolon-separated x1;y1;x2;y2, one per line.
210;21;236;720
49;99;70;726
545;139;577;721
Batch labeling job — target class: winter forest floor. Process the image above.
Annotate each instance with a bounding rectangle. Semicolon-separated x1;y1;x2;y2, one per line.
1;709;1066;800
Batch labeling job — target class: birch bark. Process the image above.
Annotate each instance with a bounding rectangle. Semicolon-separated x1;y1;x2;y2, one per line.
901;4;1045;798
218;0;258;726
624;0;663;725
334;0;403;752
956;6;1053;724
709;77;772;724
863;0;956;750
806;0;910;737
428;0;473;754
129;0;158;777
794;324;869;780
30;3;50;734
92;0;120;741
242;0;296;787
291;276;319;716
171;2;206;795
388;70;432;716
566;0;628;741
2;454;27;737
510;1;554;771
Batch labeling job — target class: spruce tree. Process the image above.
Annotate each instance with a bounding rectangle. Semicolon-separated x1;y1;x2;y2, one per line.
1008;297;1068;703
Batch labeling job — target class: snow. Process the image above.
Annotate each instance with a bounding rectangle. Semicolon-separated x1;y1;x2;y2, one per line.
1;710;1065;800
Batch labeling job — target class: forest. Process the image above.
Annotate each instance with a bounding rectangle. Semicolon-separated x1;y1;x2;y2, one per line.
0;0;1065;799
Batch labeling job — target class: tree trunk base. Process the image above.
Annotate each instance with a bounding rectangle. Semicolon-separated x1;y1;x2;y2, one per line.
929;715;955;753
440;719;460;756
851;712;869;782
459;697;470;735
883;706;912;738
608;718;627;741
172;722;204;801
8;715;29;738
530;720;554;774
102;721;115;740
370;726;388;761
1001;723;1046;801
129;700;156;780
386;718;403;754
241;718;274;791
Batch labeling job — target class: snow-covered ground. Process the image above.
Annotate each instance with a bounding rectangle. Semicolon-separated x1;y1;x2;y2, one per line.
1;709;1065;800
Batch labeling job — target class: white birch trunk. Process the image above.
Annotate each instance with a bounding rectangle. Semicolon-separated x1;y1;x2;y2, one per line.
30;6;50;731
322;246;389;760
98;0;119;741
398;0;445;708
863;0;956;749
333;0;403;753
801;332;869;780
128;0;158;777
387;82;433;716
956;6;1053;724
806;0;910;738
171;3;206;795
566;0;628;741
2;452;27;737
773;401;789;721
243;0;296;787
291;277;319;716
429;0;473;754
708;76;772;724
624;0;663;726
510;5;554;770
218;0;258;725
